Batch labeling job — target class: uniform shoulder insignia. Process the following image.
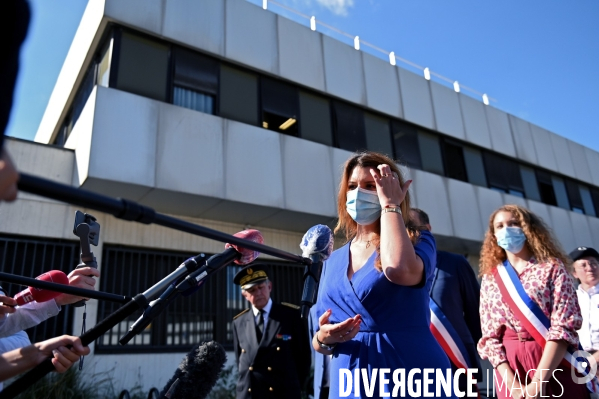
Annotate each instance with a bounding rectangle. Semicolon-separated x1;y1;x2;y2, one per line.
233;308;250;320
281;302;300;310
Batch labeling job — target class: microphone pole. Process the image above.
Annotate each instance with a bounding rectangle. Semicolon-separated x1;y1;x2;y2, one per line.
0;272;129;304
17;173;310;266
0;254;207;399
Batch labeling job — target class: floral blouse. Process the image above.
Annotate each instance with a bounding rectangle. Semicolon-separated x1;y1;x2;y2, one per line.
477;257;582;368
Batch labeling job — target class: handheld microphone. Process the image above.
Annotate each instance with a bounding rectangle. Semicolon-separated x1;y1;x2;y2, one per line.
299;225;334;319
159;341;227;399
120;230;263;345
14;270;70;306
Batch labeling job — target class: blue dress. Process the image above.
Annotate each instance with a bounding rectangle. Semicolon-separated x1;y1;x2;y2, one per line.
316;231;456;398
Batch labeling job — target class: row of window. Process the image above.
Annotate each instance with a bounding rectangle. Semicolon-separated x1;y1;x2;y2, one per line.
55;27;599;218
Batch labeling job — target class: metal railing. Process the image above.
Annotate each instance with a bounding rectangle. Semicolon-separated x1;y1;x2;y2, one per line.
252;0;495;105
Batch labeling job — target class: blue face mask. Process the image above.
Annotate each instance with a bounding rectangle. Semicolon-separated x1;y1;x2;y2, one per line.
495;227;527;254
346;188;381;226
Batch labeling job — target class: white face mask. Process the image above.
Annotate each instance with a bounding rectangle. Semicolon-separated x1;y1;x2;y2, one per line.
346;188;381;225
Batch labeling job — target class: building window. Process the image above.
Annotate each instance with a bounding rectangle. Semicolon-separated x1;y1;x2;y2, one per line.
391;120;421;169
550;176;570;210
580;186;597;217
591;189;599;218
0;234;77;343
113;30;170;102
332;101;366;152
70;66;96;131
364;112;393;157
519;166;541;202
565;180;584;214
96;245;305;353
418;131;444;175
172;47;218;114
442;141;468;182
97;37;113;88
298;91;333;146
536;170;557;206
260;77;299;136
463;147;487;187
219;65;258;126
483;152;524;196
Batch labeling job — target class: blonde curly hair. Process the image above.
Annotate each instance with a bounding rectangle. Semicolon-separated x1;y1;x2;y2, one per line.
479;204;570;275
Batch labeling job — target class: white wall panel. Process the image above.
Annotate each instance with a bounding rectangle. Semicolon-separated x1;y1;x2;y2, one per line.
485;106;516;157
548;206;577;252
430;82;465;140
526;201;552;229
588;217;599;248
508;115;538;164
569;212;593;250
584;147;599;186
362;54;402;118
502;193;528;209
475;186;504;229
88;87;157;198
530;125;558;171
331;147;353;198
225;0;279;74
277;16;325;91
154;103;225;197
447;179;484;241
411;170;454;236
549;133;576;178
281;136;336;216
459;94;491;149
105;0;163;34
397;68;435;130
322;35;365;105
163;0;225;57
224;120;284;208
568;140;593;183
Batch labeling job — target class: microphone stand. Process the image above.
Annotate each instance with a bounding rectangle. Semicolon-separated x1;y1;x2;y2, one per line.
0;257;205;399
0;272;129;304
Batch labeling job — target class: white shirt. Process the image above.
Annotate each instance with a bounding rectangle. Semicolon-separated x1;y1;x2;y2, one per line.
0;300;61;338
576;283;599;352
252;298;273;330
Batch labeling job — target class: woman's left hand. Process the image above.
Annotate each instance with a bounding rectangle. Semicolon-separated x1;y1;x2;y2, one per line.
370;164;411;208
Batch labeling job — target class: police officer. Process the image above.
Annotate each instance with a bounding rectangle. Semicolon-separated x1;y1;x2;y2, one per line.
232;264;310;399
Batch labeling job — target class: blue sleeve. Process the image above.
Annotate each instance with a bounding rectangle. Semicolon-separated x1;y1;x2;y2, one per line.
414;230;437;282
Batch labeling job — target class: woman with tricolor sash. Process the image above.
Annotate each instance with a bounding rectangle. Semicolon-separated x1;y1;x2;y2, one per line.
477;204;590;398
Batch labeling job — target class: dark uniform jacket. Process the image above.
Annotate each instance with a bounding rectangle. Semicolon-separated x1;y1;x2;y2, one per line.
232;302;310;399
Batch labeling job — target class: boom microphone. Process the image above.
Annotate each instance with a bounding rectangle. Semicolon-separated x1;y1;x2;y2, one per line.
14;270;69;306
159;341;227;399
299;224;334;319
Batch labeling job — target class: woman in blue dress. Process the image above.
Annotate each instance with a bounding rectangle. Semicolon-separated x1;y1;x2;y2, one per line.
313;151;455;398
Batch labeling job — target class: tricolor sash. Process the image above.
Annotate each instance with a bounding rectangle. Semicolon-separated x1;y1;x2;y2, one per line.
493;260;599;394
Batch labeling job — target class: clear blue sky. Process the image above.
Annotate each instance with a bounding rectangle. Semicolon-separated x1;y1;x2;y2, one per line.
6;0;599;155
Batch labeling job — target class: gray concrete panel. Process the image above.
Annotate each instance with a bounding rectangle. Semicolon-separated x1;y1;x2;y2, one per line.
430;82;465;140
567;140;593;183
362;53;402;118
281;135;336;216
502;193;528;209
508;115;538;164
322;35;365;105
411;170;454;236
474;186;504;229
529;125;558;172
446;179;484;241
140;189;221;218
155;103;225;198
584;147;599;186
459;94;491;149
277;16;325;91
163;0;225;57
200;199;279;226
485;106;516;157
87;88;156;199
526;201;552;229
259;209;337;233
547;206;577;252
397;68;434;130
105;0;163;34
588;217;599;247
225;0;278;74
224;120;284;208
331;147;354;197
549;133;576;178
569;212;593;250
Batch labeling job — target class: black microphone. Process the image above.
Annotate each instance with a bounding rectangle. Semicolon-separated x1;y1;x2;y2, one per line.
299;224;334;319
120;230;264;345
159;341;227;399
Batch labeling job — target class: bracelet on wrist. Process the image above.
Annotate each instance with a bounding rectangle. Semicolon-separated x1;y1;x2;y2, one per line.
316;333;337;351
382;207;402;215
